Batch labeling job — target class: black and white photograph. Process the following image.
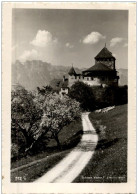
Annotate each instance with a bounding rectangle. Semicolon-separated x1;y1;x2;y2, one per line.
2;2;136;194
11;7;128;183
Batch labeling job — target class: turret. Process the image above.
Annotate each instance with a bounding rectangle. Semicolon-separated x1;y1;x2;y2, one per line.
94;45;116;70
68;66;76;76
68;65;77;87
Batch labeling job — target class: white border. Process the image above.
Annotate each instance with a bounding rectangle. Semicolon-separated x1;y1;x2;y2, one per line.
2;2;136;194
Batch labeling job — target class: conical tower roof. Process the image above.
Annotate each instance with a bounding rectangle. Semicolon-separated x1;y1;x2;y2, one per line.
68;66;76;75
95;46;115;59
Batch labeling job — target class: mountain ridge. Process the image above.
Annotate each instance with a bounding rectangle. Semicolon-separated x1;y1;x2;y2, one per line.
12;60;128;90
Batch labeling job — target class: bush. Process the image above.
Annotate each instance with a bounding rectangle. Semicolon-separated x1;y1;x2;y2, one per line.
68;81;95;111
94;85;128;108
69;82;128;111
114;86;128;105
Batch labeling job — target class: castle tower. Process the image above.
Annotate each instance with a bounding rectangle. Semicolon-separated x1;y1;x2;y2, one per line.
68;66;77;87
82;45;119;87
95;45;116;70
68;66;76;76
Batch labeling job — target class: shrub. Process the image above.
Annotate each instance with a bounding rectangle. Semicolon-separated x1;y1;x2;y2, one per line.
68;81;95;111
114;86;128;105
102;85;128;106
69;82;128;111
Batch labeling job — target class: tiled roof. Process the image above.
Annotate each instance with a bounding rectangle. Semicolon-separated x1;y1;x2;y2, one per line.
95;47;115;59
83;62;114;72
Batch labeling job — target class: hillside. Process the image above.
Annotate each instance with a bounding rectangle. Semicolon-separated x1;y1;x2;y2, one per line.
11;118;83;182
12;60;128;90
75;104;127;183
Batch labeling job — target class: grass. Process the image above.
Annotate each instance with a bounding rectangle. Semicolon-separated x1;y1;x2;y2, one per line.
11;118;83;182
11;150;69;182
74;104;127;183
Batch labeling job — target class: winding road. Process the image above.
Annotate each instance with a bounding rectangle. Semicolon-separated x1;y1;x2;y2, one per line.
34;112;98;183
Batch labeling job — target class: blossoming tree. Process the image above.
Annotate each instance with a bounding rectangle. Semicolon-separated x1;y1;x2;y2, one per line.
11;86;81;157
35;92;81;148
11;86;43;154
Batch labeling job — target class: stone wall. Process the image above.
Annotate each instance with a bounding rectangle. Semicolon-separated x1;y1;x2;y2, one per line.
68;75;118;88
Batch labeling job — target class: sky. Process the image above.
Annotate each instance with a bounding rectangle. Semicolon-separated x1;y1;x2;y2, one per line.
12;9;128;69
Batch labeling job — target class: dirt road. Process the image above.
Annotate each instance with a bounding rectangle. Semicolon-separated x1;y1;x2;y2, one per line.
34;112;98;183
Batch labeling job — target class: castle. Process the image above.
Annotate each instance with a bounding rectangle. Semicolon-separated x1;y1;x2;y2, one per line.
60;45;119;97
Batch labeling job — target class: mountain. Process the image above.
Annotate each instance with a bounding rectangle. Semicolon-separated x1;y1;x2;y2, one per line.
12;60;81;91
117;68;128;86
12;60;128;91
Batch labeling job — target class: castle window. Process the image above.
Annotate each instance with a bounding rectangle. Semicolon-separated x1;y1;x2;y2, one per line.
75;76;77;79
87;77;89;80
91;77;93;80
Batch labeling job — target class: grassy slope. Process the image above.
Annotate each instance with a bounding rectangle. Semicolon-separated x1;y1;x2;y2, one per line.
75;104;127;183
11;118;83;182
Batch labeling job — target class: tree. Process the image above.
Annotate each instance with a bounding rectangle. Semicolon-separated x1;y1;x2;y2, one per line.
39;93;81;148
103;85;128;107
11;86;43;154
114;86;128;105
37;85;53;95
11;86;81;156
101;86;115;107
68;81;95;111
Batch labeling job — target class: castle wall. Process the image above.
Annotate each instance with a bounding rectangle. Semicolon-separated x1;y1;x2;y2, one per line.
68;75;118;87
82;77;101;86
68;75;83;87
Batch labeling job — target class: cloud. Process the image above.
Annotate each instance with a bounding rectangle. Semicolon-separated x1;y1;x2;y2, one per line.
110;37;123;47
65;42;74;48
30;30;58;47
82;32;106;44
123;43;128;47
19;49;39;62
